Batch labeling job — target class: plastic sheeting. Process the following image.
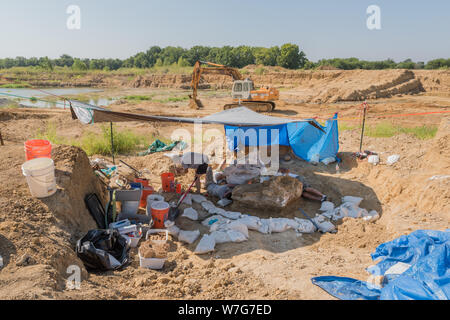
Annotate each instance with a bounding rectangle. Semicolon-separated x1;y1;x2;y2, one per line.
311;229;450;300
225;113;339;162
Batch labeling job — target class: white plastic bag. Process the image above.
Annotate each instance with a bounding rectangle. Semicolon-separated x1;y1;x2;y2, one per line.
221;211;241;220
201;200;216;212
194;234;216;254
210;231;232;244
178;229;200;244
166;224;180;237
227;220;249;238
362;210;380;221
182;207;198;221
321;157;336;165
320;201;335;212
239;215;262;230
368;155;379;165
257;219;271;234
387;155;400;165
191;194;207;204
342;196;363;206
268;218;297;233
182;193;193;205
294;218;316;233
227;230;247;243
202;215;229;227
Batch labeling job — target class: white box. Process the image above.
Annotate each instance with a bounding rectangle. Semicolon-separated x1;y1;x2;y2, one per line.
145;229;169;244
138;253;166;270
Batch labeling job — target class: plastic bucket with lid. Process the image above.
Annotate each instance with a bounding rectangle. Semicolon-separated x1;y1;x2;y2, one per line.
161;172;174;192
24;139;52;161
22;158;56;198
146;194;165;214
150;201;169;229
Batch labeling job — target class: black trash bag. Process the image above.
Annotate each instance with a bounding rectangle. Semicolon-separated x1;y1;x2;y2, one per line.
76;229;130;271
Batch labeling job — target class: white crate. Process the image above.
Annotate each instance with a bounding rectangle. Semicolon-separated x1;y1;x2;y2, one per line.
138;253;166;270
145;229;169;244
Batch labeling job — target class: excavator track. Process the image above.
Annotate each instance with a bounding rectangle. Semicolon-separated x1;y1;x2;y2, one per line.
223;101;275;112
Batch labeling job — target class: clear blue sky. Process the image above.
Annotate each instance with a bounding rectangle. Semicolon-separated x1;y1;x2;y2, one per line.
0;0;449;62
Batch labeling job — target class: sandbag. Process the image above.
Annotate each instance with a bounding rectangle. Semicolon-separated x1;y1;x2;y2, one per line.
342;196;363;206
194;234;216;254
294;218;316;233
227;230;247;242
239;215;262;230
210;231;232;244
76;229;130;271
191;194;207;203
178;229;200;244
182;207;198;220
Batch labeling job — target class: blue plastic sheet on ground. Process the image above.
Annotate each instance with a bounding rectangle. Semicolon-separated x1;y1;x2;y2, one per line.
311;276;381;300
224;113;339;162
311;229;450;300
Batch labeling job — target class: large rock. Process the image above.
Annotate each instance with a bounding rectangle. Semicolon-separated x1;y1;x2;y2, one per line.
231;175;303;209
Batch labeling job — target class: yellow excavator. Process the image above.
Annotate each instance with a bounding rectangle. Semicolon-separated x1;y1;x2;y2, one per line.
189;60;279;112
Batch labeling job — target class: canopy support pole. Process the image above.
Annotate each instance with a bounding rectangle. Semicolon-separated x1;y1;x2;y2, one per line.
110;122;115;165
359;101;368;153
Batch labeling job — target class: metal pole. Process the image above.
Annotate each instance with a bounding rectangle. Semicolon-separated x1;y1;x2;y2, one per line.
359;102;367;153
110;122;115;165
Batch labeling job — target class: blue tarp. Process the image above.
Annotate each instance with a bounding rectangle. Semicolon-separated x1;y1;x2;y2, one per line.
225;113;339;162
312;230;450;300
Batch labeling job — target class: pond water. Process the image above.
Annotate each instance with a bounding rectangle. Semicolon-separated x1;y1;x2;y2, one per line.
0;87;113;109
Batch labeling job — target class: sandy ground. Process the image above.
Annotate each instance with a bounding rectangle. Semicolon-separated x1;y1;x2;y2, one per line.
0;70;449;299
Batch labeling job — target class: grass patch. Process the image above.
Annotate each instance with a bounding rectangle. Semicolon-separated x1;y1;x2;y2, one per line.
364;122;438;140
77;124;150;156
35;122;68;145
0;82;30;88
338;122;358;132
123;95;154;101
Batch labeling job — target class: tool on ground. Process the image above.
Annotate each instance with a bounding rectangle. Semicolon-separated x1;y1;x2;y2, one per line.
119;159;143;177
168;176;199;221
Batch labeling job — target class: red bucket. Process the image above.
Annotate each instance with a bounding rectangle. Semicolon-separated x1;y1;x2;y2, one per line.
151;201;169;229
161;172;175;192
24;139;52;161
139;186;154;208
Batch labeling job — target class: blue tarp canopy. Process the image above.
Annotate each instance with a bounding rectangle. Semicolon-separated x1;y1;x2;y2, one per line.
312;230;450;300
70;105;340;162
225;113;339;162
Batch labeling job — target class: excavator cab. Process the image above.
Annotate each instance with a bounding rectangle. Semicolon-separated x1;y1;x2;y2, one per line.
231;79;254;100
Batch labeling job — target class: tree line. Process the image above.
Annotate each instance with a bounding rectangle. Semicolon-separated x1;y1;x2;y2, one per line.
0;44;448;71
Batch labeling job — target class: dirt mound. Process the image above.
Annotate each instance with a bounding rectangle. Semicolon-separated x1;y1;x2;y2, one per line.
0;145;106;298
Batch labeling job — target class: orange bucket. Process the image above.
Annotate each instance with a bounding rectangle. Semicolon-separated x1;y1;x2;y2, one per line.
139;186;154;208
134;178;149;187
161;172;174;192
24;139;52;161
151;201;169;229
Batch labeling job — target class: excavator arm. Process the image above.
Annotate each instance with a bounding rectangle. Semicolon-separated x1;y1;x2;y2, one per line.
190;60;243;109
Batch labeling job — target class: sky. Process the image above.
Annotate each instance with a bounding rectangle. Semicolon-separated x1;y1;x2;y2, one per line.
0;0;449;62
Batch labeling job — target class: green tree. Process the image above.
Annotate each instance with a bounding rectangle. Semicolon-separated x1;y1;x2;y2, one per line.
72;58;88;71
185;45;210;65
39;57;53;71
277;43;306;69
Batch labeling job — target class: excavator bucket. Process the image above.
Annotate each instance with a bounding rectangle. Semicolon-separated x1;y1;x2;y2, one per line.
188;95;205;109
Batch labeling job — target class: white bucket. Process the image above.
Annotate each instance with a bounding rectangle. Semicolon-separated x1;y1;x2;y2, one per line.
145;194;165;216
22;157;56;198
